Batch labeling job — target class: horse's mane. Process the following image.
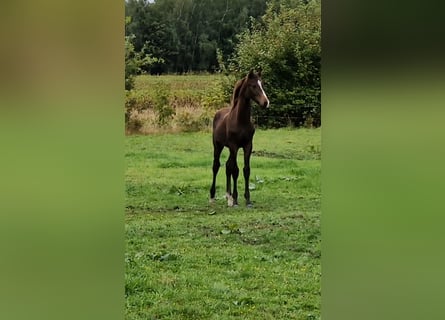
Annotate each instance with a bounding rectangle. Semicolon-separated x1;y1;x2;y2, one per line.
230;78;245;108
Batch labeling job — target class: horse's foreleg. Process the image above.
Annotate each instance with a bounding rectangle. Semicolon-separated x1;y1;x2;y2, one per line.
243;143;253;207
210;143;223;203
225;148;239;207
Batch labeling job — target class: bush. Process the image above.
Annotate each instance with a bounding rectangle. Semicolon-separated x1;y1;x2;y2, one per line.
231;0;321;127
174;109;207;132
152;82;174;127
201;80;228;111
125;90;153;132
125;109;144;134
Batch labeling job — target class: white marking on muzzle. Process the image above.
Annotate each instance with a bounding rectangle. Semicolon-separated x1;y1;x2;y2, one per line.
258;80;270;108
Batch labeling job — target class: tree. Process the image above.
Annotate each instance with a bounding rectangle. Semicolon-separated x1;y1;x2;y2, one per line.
125;0;268;73
231;0;321;127
125;17;163;90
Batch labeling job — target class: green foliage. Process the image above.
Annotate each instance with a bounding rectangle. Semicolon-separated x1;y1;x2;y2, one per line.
125;1;322;129
125;129;321;319
125;90;152;133
125;34;139;91
125;90;153;112
201;79;227;111
125;16;164;90
125;0;268;73
152;82;174;126
231;0;321;127
216;47;228;74
174;109;207;132
125;74;227;133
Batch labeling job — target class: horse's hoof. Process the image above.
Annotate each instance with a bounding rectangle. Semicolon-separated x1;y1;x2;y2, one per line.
209;198;216;205
227;196;234;207
246;203;253;208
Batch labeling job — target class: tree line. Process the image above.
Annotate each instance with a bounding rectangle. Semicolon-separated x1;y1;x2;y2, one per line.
125;0;268;74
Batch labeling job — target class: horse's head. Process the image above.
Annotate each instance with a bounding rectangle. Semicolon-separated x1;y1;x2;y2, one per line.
244;69;270;108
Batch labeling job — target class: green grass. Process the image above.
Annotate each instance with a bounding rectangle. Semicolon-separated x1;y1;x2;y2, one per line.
125;128;321;319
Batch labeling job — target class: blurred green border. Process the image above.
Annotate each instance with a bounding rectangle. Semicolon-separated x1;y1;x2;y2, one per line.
0;1;124;320
323;1;445;319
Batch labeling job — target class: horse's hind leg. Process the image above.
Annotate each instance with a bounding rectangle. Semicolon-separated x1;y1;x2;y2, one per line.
243;143;253;207
210;142;223;203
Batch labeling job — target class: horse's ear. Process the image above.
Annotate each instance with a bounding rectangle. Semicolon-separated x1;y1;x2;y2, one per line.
257;66;262;77
248;69;255;79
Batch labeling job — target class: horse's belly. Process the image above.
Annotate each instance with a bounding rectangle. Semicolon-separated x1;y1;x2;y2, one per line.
227;129;254;147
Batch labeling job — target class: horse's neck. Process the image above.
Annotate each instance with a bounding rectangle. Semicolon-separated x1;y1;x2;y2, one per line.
232;97;251;124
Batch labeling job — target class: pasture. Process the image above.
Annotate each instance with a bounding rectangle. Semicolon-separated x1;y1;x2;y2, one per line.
125;128;321;319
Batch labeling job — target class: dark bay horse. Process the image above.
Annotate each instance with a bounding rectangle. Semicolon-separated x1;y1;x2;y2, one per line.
209;69;270;207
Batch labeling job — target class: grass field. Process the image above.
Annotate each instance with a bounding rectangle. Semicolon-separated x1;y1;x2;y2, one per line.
125;128;321;319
